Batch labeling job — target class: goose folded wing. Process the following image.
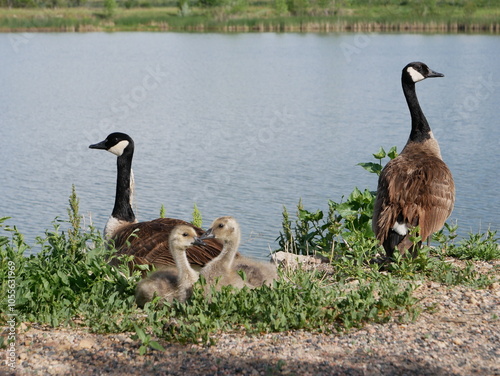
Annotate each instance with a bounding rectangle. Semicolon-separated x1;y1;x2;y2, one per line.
111;218;223;267
379;157;455;242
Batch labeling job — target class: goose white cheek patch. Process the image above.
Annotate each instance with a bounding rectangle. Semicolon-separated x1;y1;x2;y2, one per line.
407;67;425;83
108;140;129;156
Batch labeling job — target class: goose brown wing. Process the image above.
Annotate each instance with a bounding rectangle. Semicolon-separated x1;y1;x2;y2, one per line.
111;218;223;268
412;160;455;240
373;162;396;244
373;153;455;244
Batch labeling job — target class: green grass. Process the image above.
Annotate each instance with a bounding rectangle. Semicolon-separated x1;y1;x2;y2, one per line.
1;152;499;353
0;212;421;349
1;2;499;32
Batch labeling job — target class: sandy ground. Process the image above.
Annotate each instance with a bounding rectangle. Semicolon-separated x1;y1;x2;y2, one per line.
3;259;499;376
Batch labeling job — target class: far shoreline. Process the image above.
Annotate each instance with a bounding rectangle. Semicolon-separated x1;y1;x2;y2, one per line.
1;6;499;34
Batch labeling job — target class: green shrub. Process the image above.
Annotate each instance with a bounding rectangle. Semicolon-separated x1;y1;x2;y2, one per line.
445;230;499;261
141;269;419;345
277;146;399;261
274;0;289;15
286;0;309;16
104;0;117;18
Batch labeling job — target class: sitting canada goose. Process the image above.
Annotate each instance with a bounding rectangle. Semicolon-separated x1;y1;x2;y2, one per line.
199;216;252;290
372;62;455;259
135;225;202;308
232;255;278;288
89;132;223;270
89;132;138;239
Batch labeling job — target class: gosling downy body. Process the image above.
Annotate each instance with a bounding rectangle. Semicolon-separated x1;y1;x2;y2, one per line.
135;225;202;307
199;216;251;290
372;62;455;259
232;255;278;287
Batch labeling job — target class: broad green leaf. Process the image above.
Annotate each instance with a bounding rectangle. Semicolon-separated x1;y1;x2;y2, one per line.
133;323;148;343
357;162;382;175
387;146;398;160
149;341;165;351
372;147;386;160
57;270;69;286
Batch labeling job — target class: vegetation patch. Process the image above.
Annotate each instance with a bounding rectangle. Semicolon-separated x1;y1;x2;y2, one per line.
1;151;498;354
0;1;499;32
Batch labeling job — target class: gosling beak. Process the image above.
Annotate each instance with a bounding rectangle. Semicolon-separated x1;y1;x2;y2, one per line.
427;69;444;78
199;228;214;241
193;236;206;246
89;140;107;150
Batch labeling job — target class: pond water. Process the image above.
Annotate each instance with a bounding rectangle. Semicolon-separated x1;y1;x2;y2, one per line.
1;32;499;259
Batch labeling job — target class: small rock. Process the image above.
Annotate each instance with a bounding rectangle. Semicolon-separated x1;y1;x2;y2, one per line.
488;282;499;290
436;341;447;349
271;252;323;269
79;338;96;349
428;282;441;289
468;297;479;305
47;363;71;375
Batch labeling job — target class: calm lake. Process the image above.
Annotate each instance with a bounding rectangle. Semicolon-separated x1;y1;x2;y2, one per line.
1;32;499;259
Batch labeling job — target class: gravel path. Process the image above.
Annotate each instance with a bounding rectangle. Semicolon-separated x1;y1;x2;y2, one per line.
4;260;500;376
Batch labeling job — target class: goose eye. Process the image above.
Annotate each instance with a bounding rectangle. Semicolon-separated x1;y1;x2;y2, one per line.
218;223;224;228
182;232;189;237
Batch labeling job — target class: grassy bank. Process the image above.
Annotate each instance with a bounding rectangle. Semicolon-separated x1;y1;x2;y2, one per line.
1;2;500;32
1;152;499;352
1;190;499;350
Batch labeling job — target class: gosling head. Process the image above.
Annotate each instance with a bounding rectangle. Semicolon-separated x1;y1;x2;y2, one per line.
170;225;205;253
403;62;444;84
199;216;240;245
89;132;134;157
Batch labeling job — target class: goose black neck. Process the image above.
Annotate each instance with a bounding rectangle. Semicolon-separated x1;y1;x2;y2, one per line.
402;79;432;143
112;148;135;222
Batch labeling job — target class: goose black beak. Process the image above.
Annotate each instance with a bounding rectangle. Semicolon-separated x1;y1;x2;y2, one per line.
193;236;206;246
198;228;214;241
428;69;444;78
89;140;107;150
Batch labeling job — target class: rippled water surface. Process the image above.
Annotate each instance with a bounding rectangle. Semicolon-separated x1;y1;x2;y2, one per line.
1;33;499;258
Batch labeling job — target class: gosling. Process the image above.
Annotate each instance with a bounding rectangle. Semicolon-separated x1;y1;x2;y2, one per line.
135;225;202;307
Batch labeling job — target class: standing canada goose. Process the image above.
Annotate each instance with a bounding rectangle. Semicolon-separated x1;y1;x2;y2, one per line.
89;132;223;270
372;62;455;259
199;216;251;290
135;225;202;307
